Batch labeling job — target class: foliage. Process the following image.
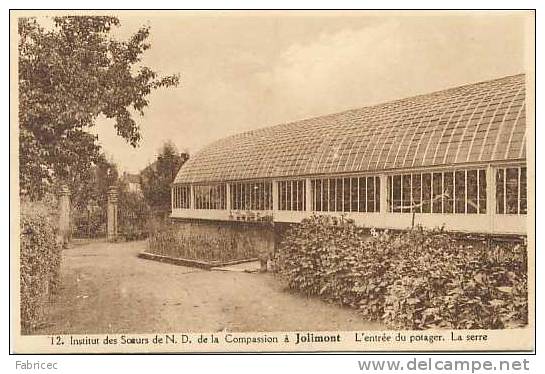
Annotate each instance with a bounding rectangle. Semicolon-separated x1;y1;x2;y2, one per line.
148;223;258;263
20;201;62;334
69;154;117;237
72;153;119;210
274;215;528;330
117;180;150;241
19;16;179;200
71;207;106;238
140;141;189;210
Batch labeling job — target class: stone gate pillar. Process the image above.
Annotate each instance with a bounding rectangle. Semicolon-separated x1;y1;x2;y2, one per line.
58;184;70;246
107;186;119;242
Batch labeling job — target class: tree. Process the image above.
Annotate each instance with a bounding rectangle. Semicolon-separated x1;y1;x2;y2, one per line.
140;141;189;210
18;16;179;200
72;153;118;210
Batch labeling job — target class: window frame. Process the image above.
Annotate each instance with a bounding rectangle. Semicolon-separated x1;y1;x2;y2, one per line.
387;167;487;215
310;174;380;213
230;180;273;211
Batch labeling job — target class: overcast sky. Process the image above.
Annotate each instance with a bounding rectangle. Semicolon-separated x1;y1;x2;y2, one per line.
90;11;531;173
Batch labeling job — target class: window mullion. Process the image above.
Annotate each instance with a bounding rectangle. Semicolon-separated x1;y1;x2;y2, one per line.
358;177;361;212
390;176;393;213
465;169;468;214
518;167;521;215
503;168;507;214
477;170;480;213
400;175;403;213
441;172;444;214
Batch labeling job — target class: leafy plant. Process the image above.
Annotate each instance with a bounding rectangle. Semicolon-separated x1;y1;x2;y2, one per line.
20;201;62;334
140;141;189;210
117;184;151;241
274;215;528;330
148;223;259;263
18;16;179;200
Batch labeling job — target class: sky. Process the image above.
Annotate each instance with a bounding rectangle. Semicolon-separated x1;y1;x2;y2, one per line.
89;11;532;173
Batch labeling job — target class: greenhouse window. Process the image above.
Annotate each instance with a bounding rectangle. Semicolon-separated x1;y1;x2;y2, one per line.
172;184;191;209
496;166;527;214
387;168;486;214
278;180;305;211
311;176;380;213
230;181;272;211
194;184;226;210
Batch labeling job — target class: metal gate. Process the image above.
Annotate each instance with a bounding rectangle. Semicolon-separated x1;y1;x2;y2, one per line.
71;204;107;239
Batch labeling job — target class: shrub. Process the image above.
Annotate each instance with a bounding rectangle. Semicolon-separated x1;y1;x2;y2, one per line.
20;201;62;334
71;207;106;238
274;215;528;330
118;191;150;241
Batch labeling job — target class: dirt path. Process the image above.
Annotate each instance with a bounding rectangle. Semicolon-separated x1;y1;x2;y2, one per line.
36;239;384;335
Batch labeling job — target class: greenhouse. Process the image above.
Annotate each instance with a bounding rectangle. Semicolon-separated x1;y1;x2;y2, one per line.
172;74;528;235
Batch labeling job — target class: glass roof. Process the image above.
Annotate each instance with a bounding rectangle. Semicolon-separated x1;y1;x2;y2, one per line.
175;74;526;184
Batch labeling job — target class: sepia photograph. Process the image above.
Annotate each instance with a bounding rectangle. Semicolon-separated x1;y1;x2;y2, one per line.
10;9;535;353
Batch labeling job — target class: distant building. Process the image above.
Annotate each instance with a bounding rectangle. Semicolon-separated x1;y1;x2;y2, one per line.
122;172;142;195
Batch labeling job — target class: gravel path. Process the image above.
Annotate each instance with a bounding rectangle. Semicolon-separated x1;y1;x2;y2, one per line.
36;239;384;335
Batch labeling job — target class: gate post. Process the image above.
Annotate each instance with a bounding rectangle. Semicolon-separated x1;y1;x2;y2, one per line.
107;186;119;242
58;184;70;247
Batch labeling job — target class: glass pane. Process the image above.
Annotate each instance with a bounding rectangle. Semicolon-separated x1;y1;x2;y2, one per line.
375;177;381;212
422;173;431;213
520;167;527;214
393;175;401;213
267;182;272;210
261;182;269;210
286;181;292;211
432;173;442;213
387;176;392;212
443;172;454;213
336;178;343;211
313;180;320;211
351;178;359;212
210;186;216;209
299;180;305;211
478;170;487;214
343;178;351;212
359;177;367;212
466;170;478;214
292;181;298;211
233;184;238;210
412;174;421;213
322;179;330;212
261;183;266;210
506;168;519;214
278;182;284;210
177;187;181;208
257;184;260;210
329;179;336;212
455;170;466;213
367;176;375;212
496;169;505;214
402;174;411;213
255;183;260;210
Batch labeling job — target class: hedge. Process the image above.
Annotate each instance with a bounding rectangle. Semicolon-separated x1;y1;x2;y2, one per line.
20;202;62;334
274;215;528;330
148;223;257;263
